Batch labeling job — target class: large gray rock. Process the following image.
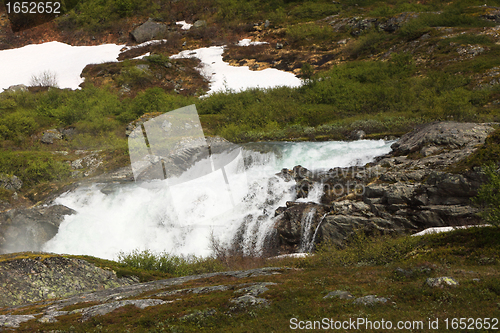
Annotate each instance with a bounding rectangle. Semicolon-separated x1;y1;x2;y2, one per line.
0;205;76;252
130;19;167;43
273;122;494;253
0;256;134;307
316;214;410;247
41;129;62;144
391;122;494;156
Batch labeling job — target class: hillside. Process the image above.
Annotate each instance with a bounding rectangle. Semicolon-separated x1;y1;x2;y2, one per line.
0;0;499;205
0;1;499;331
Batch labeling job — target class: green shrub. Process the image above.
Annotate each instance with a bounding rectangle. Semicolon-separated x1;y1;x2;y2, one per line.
127;87;194;117
473;163;500;226
144;54;171;67
0;152;71;186
346;31;390;58
288;2;340;20
286;23;335;45
117;249;226;276
115;66;153;89
0;112;39;140
313;230;421;267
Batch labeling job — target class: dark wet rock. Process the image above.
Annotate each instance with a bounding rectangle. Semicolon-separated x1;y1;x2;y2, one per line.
324;290;354;300
275;122;492;253
353;295;388;306
131;18;167;43
275;202;328;252
0;205;76;253
326;12;419;34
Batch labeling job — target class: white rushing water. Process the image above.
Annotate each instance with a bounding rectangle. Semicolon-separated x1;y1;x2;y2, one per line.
43;139;394;260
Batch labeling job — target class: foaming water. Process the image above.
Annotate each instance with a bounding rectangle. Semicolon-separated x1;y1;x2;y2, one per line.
43;140;394;260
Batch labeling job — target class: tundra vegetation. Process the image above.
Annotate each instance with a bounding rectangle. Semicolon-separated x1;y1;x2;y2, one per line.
0;0;499;330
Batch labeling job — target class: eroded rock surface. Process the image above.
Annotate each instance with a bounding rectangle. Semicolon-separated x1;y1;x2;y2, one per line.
0;256;135;307
0;205;76;253
274;122;495;253
0;260;284;329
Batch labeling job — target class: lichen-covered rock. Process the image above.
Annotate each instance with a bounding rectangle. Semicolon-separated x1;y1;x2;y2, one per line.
0;174;22;191
41;129;63;144
0;256;135;307
0;314;36;328
74;299;166;321
324;290;354;300
390;122;494;157
0;265;284;327
353;295;388;306
426;277;459;288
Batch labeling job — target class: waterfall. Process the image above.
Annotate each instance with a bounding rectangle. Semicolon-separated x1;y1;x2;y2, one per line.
298;208;316;253
42;140;394;260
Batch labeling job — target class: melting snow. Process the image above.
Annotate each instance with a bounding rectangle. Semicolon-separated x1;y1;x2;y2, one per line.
0;41;124;91
0;39;301;94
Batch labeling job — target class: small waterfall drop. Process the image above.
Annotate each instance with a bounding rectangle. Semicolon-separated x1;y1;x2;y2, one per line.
43;139;394;260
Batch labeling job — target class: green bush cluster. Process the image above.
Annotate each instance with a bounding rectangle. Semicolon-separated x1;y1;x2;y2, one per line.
196;52;492;142
398;3;497;41
473;163;500;226
117;249;226;276
286;23;335;45
0;152;71;187
312;230;421;267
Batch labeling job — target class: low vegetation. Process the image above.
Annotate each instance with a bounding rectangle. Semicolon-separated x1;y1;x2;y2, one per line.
5;226;499;332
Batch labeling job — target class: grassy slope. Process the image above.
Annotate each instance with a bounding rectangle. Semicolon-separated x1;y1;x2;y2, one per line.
1;226;498;332
0;2;499;329
1;0;500;198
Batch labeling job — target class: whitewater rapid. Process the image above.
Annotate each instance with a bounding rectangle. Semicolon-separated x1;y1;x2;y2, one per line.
43;139;394;260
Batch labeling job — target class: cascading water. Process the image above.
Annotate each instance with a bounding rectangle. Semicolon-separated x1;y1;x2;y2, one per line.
298;208;316;253
42;139;394;260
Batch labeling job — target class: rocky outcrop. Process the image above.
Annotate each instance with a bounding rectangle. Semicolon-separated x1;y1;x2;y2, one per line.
325;12;420;35
0;174;22;191
0;256;137;307
0;205;76;253
40;129;63;144
274;122;495;252
0;261;283;328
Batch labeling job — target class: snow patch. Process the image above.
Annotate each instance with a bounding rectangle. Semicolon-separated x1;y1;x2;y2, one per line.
176;21;193;30
0;41;124;91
